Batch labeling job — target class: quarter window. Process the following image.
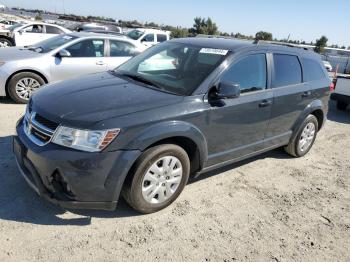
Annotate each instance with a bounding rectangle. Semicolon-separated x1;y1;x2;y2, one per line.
273;54;302;87
302;58;326;81
221;54;267;93
66;39;105;57
110;40;136;57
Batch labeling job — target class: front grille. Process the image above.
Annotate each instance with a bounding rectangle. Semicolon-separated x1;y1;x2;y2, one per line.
24;111;59;146
34;114;59;130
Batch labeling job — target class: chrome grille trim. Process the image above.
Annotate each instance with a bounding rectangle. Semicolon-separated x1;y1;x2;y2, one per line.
23;111;57;146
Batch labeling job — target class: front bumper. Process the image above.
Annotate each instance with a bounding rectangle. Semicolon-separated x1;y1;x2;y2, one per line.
14;119;141;210
0;69;10;97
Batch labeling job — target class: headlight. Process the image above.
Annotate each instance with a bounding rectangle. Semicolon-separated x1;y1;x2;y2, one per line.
52;126;120;152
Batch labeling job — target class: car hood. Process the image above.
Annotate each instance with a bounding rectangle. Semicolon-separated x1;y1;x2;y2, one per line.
0;47;42;61
32;72;184;128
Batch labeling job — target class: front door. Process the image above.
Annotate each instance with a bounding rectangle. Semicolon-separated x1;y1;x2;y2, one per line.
50;38;107;82
14;24;45;46
205;53;273;167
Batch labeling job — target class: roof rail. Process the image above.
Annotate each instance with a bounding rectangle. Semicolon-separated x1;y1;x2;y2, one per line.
196;34;237;40
253;39;310;50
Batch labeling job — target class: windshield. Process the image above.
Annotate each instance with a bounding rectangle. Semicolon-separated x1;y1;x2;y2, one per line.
114;42;229;96
8;23;23;31
28;34;78;53
127;29;144;40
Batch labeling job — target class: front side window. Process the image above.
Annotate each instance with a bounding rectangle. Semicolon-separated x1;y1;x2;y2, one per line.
23;24;43;33
221;54;267;93
66;39;105;58
110;40;136;57
302;58;326;82
46;25;64;34
115;42;229;96
273;54;302;87
30;35;77;53
157;34;167;42
142;34;154;42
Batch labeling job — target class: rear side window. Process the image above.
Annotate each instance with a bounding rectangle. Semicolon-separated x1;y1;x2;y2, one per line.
110;40;136;57
157;34;167;42
302;58;326;81
221;54;267;93
273;54;302;87
46;25;64;34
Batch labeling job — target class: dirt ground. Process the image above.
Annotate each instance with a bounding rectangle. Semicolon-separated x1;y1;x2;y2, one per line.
0;97;349;262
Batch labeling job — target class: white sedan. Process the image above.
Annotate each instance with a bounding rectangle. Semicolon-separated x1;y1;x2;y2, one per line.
0;22;71;48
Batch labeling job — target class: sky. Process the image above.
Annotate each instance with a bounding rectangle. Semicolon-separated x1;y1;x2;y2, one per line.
3;0;350;46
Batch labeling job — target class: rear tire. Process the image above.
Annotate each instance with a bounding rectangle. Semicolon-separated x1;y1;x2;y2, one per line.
284;115;318;157
8;72;45;104
337;101;348;111
123;144;190;214
0;38;13;48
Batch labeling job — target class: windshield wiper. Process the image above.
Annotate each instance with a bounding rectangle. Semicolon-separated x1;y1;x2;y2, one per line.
116;72;163;90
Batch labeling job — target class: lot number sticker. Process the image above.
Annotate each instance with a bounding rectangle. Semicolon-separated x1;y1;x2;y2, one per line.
200;48;228;55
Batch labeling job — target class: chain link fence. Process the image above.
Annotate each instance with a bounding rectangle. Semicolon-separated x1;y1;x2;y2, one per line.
321;54;350;74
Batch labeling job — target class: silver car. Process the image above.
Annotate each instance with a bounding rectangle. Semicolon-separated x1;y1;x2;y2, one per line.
0;32;145;103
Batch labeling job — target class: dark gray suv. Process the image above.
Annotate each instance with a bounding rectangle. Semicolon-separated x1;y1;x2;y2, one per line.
13;38;331;213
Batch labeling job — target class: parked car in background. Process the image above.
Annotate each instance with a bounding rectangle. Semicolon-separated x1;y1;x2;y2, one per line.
0;32;145;103
14;38;331;213
0;22;71;48
0;19;17;29
127;28;170;48
331;76;350;110
323;60;333;72
76;23;122;33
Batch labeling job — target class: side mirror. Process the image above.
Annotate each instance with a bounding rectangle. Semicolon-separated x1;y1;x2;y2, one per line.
56;49;71;58
18;29;24;34
215;82;241;99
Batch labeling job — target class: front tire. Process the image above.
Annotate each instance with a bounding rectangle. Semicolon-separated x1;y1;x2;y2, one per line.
284;115;318;157
337;101;348;111
0;38;13;48
123;144;190;214
8;72;45;104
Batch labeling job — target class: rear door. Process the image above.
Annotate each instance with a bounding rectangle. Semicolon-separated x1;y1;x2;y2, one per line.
265;52;313;147
50;38;107;82
44;25;65;40
106;39;137;69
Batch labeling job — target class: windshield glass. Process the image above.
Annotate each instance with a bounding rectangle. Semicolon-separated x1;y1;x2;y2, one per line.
127;29;144;40
115;42;229;96
8;23;23;31
29;34;78;53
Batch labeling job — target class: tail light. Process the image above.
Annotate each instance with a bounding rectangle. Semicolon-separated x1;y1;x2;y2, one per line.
330;82;335;92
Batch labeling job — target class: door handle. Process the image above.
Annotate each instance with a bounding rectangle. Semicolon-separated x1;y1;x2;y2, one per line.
301;91;312;98
259;100;272;107
96;61;105;66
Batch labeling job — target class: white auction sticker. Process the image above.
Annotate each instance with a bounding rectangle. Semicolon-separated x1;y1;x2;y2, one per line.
200;48;229;55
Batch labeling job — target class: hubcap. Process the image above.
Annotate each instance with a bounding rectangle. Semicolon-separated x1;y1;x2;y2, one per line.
142;156;183;204
15;78;41;100
298;122;316;152
0;41;9;48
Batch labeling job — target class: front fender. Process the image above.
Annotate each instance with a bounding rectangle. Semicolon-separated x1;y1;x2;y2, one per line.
128;120;208;166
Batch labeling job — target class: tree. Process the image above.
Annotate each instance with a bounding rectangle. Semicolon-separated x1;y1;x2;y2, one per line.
255;31;273;41
314;36;328;53
190;17;218;35
170;27;189;38
35;13;43;21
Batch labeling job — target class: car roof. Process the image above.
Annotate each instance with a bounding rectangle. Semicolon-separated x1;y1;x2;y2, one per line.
67;32;126;38
171;37;318;58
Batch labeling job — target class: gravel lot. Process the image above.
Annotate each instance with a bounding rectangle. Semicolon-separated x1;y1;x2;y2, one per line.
0;98;349;262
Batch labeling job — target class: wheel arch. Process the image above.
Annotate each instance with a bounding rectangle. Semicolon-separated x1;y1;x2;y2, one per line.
5;69;49;96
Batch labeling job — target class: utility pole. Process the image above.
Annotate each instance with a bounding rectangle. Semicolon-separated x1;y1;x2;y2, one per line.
62;0;66;14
